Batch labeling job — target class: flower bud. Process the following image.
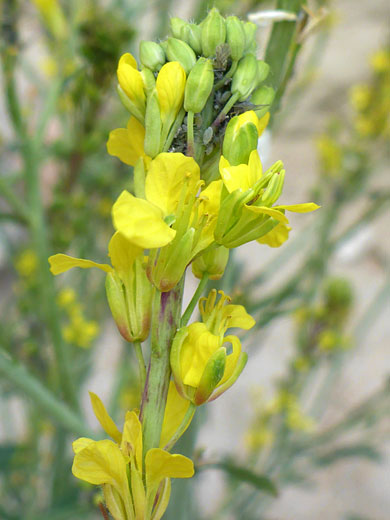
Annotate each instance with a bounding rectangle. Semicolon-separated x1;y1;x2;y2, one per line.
201;8;226;58
144;88;162;158
141;67;156;95
222;112;259;165
184;57;214;113
166;37;196;74
182;23;202;55
231;54;259;101
226;16;246;61
256;60;270;85
170;17;187;38
139;40;166;71
243;22;257;53
251;85;275;118
192;246;229;280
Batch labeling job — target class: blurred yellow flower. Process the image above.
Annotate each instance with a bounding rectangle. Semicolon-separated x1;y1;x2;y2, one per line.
15;250;38;278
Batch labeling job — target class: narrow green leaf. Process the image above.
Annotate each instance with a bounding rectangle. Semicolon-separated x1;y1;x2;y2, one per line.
314;444;382;466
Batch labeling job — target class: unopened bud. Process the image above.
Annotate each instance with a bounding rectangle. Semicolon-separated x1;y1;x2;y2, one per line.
139;40;165;71
243;22;257;53
184;57;214;113
141;68;156;95
231;54;259;101
222;111;259;165
182;23;202;55
251;85;275;118
166;37;196;74
192;246;229;280
256;60;270;85
226;16;246;61
201;8;226;58
170;17;187;39
144;89;162;158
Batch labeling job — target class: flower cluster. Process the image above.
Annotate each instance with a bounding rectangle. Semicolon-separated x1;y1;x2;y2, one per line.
48;8;319;519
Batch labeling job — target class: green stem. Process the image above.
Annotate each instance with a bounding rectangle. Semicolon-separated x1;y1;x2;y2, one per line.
134;341;146;394
0;348;92;437
162;108;186;152
164;403;196;451
181;273;209;327
214;60;238;90
212;91;240;129
0;177;29;223
140;280;184;454
187;110;195;157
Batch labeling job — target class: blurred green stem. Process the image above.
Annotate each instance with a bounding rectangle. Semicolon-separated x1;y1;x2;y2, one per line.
181;273;208;327
0;348;92;437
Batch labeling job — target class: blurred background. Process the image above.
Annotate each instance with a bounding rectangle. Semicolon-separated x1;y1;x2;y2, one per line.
0;1;389;519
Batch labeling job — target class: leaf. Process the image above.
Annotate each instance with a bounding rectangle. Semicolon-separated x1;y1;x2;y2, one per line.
199;461;278;497
314;444;382;466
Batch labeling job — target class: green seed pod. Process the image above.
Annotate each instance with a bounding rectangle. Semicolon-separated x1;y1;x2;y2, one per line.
222;113;259;165
139;40;165;71
251;85;275;118
170;17;187;38
243;21;257;53
256;60;270;85
226;16;246;61
201;8;226;58
166;37;196;74
183;23;202;55
231;54;259;101
144;88;162;158
184;57;214;113
192;246;229;280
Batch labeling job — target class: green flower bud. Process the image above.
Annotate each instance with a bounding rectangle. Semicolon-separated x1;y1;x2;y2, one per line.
256;60;270;85
192;246;229;280
194;347;226;405
226;16;246;61
201;8;226;58
182;23;202;55
170;17;187;38
223;113;259;165
166;37;196;74
141;67;156;95
184;57;214;113
243;21;257;53
144;88;162;158
231;54;259;101
251;85;275;118
139;40;166;71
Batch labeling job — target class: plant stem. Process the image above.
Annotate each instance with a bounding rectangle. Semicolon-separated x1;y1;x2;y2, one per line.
164;403;196;451
187;110;195;157
140;280;184;454
212;91;240;129
181;273;209;327
214;60;238;90
134;341;146;394
0;348;92;437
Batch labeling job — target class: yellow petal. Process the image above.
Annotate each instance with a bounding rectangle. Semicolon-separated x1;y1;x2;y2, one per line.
156;62;186;124
257;222;291;248
121;411;143;473
245;205;289;224
222;304;255;330
248;150;262;184
117;53;145;113
273;202;320;213
236;110;260;133
89;392;122;444
145;153;200;215
218;335;241;386
219;153;262;193
160;381;193;449
107;117;146;166
72;437;94;454
112;190;176;249
257;112;270;137
48;253;112;275
145;449;194;488
180;323;221;388
108;232;142;277
72;439;128;488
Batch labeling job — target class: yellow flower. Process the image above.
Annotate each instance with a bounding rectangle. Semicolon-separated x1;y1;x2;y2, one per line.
117;53;146;124
15;249;38;278
215;151;319;248
370;49;390;73
72;391;194;520
49;232;153;342
171;290;254;405
107;117;148;166
156;62;186;144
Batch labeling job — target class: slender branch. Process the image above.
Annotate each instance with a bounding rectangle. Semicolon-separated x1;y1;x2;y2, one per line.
164;403;196;451
0;348;92;437
181;273;209;327
134;341;146;394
